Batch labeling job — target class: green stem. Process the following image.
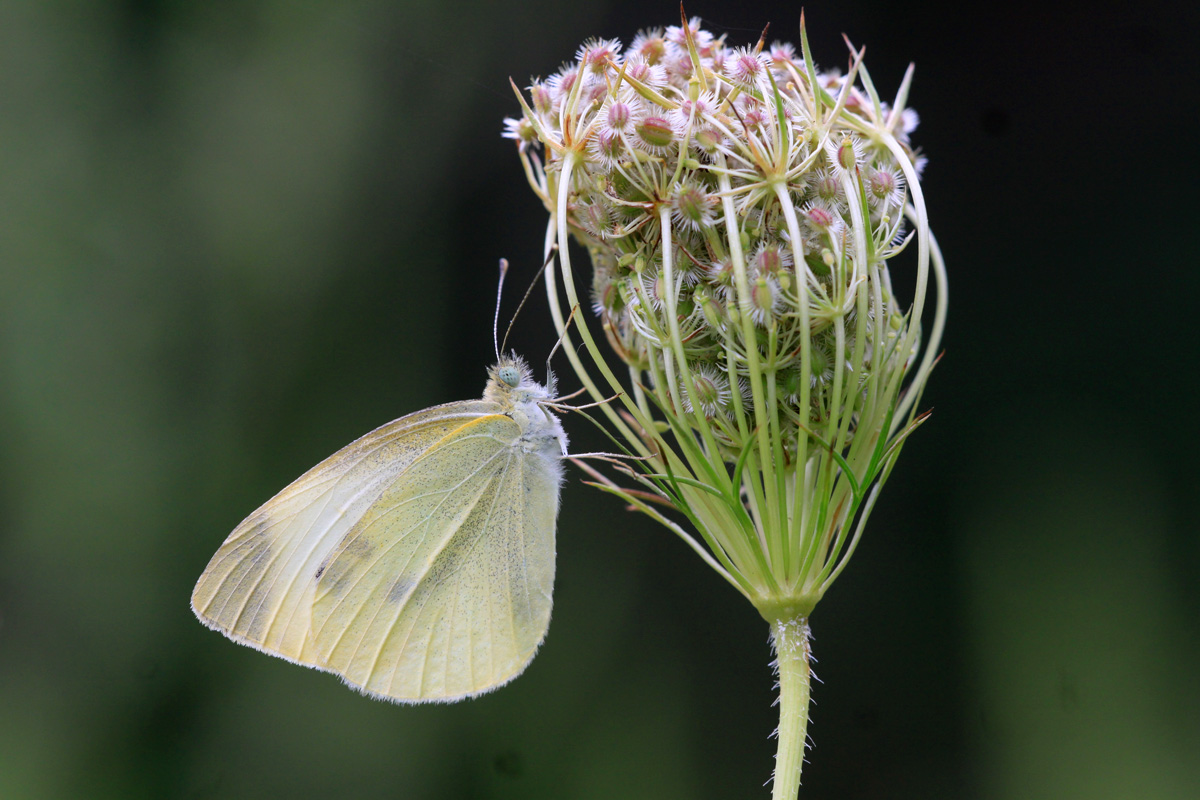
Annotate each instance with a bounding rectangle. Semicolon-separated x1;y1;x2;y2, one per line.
770;616;812;800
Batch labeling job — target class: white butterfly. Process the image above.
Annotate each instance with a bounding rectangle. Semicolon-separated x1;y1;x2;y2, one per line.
191;357;567;703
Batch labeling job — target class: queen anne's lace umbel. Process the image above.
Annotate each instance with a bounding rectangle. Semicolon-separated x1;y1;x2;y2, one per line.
506;21;947;798
506;17;946;617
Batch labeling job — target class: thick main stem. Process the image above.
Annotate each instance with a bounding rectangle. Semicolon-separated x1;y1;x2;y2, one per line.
770;616;812;800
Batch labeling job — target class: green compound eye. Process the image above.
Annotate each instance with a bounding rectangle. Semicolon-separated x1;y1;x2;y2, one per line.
498;365;521;387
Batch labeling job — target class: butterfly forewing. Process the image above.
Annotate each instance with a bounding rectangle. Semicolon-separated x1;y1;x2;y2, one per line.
192;358;565;704
310;414;557;702
191;400;498;664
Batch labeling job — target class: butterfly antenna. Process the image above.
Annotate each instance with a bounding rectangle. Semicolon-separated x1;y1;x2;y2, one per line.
500;245;558;357
493;258;509;363
545;303;580;382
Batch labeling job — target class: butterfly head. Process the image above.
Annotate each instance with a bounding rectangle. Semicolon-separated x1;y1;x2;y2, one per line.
485;354;556;406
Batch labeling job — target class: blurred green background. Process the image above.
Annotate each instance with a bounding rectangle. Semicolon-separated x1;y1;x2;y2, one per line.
1;1;1196;798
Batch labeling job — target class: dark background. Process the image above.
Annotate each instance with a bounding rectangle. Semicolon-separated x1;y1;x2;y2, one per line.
1;1;1196;798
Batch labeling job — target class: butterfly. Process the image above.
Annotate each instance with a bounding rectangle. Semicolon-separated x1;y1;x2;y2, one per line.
191;356;567;703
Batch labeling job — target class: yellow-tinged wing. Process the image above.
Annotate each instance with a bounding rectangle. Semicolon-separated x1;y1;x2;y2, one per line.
309;413;558;702
190;400;497;665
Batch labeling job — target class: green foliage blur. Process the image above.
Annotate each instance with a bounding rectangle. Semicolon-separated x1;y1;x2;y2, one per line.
1;2;1196;798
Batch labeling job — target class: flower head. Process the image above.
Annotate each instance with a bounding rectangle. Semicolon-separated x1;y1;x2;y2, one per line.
670;181;717;231
726;46;770;89
576;37;622;73
507;17;947;622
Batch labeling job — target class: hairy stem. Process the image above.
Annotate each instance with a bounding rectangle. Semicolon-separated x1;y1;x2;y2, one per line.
770;616;812;800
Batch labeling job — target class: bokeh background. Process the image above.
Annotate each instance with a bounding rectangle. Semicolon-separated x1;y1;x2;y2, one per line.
2;1;1196;798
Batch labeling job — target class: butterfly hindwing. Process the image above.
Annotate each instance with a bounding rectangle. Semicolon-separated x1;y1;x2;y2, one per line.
309;413;558;702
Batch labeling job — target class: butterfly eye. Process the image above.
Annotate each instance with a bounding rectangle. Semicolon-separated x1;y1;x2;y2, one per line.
498;365;522;387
